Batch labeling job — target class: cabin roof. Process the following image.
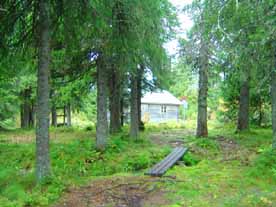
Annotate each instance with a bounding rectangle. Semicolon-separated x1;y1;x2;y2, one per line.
141;90;182;106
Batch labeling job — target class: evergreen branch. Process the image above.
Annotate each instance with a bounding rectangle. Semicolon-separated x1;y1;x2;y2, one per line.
217;1;234;43
0;8;7;12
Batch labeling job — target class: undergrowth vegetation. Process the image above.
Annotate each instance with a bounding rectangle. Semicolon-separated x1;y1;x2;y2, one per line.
0;128;168;207
162;125;276;207
0;124;275;207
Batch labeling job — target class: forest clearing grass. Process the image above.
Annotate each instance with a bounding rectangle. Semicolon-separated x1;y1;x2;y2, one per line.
0;127;169;206
0;124;275;207
161;123;276;207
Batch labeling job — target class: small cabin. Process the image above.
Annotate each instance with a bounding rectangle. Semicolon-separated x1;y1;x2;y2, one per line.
141;91;182;123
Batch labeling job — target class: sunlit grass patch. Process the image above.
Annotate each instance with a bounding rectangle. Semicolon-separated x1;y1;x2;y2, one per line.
0;127;95;144
163;158;275;207
144;121;186;132
0;124;275;206
0;129;169;206
152;125;276;207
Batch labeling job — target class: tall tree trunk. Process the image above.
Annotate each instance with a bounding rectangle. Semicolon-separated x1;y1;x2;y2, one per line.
237;68;250;131
30;101;35;127
137;80;142;130
196;41;208;137
96;56;108;150
20;104;24;128
36;0;51;181
51;105;57;127
137;65;144;131
20;97;30;128
271;44;276;150
130;70;139;139
109;67;121;134
66;103;71;127
22;90;31;128
21;88;33;128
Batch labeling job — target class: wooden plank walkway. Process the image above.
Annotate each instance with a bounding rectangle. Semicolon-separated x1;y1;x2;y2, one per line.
145;147;188;176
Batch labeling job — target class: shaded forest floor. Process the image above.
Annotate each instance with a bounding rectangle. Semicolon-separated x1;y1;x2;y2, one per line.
0;122;276;206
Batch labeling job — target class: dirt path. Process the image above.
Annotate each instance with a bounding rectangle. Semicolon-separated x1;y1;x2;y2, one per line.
53;129;254;207
149;128;195;147
54;129;193;207
54;176;172;207
215;136;253;164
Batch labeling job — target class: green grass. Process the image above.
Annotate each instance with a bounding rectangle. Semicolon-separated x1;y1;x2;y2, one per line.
0;124;276;207
0;128;168;207
161;123;276;207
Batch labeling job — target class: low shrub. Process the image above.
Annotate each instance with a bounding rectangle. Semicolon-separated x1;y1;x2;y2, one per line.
84;125;94;131
195;138;219;151
249;148;276;180
182;152;201;166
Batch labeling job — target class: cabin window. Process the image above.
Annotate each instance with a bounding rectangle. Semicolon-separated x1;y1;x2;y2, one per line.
161;105;167;113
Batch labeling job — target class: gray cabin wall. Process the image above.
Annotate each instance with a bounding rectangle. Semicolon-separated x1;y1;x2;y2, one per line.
141;104;179;123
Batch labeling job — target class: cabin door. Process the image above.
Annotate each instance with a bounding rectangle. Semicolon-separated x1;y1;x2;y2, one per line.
161;105;167;121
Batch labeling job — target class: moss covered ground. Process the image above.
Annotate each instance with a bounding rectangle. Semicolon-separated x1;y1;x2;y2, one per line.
0;123;275;206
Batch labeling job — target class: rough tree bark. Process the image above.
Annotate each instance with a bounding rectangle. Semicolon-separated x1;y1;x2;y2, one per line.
51;105;57;127
20;88;33;128
36;0;51;181
137;65;144;131
237;67;250;132
96;56;109;150
30;102;35;127
130;70;139;139
271;43;276;150
109;66;121;134
196;40;208;137
109;0;126;132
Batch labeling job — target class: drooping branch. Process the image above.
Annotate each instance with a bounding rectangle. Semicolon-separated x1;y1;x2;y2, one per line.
217;1;233;43
0;8;7;12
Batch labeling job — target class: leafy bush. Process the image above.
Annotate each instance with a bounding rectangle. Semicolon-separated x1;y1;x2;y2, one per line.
2;184;27;203
123;152;152;171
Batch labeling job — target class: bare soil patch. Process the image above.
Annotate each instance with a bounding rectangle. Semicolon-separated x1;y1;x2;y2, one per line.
54;129;194;207
54;176;172;207
216;136;252;164
149;129;194;147
217;136;239;152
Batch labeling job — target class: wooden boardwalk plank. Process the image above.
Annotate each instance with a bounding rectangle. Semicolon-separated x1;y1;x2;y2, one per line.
148;147;183;174
151;147;187;175
145;147;188;176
